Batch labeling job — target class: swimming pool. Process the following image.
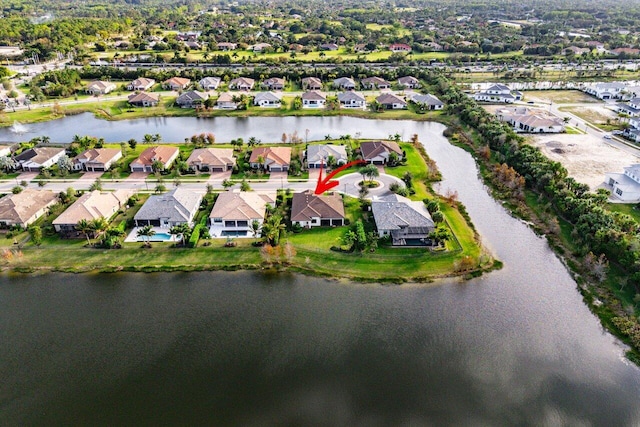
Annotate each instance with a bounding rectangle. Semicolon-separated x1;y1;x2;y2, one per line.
138;232;175;242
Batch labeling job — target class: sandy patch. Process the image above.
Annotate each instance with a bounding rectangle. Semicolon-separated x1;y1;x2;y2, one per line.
528;133;639;190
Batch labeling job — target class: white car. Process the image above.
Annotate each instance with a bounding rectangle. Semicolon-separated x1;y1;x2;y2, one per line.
603;133;612;139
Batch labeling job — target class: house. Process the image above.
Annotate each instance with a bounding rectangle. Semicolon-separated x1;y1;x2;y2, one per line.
398;76;421;89
72;148;122;172
229;77;255;91
208;191;276;237
186;148;235;172
127;92;160;107
176;90;208;108
376;93;407;109
361;77;392;90
253;91;282;107
184;41;201;50
496;107;565;133
291;190;345;228
217;92;238;109
319;43;339;51
616;97;640;117
14;147;65;171
0;189;58;229
337;91;366;109
249;146;291;172
426;42;443;51
371;194;435;245
306;144;348;168
472;83;522;103
126;78;155;91
360;141;403;164
250;43;272;52
199;77;221;90
261;77;285;91
612;48;640;56
301;77;323;90
217;42;237;51
163;77;191;91
52;190;132;235
584;82;626;100
176;32;200;42
389;43;412;52
407;93;444;110
301;91;327;108
86;81;116;95
605;165;640;201
134;187;202;228
333;77;357;90
129;146;179;173
0;145;12;157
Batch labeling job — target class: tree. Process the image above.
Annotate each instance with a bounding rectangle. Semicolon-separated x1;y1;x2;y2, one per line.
57;155;73;175
359;164;379;183
430;225;452;247
89;178;103;191
250;220;261;241
76;219;94;246
0;156;17;173
29;225;42;246
137;225;156;247
90;218;109;242
240;179;251;191
128;138;138;150
143;134;154;144
261;214;286;246
222;179;234;189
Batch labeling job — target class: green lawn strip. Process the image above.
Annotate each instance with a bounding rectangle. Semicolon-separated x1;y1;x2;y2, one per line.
607;202;640;223
383;143;429;199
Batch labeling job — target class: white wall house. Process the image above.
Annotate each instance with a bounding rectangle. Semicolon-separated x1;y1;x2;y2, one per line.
472;84;522;103
606;164;640;201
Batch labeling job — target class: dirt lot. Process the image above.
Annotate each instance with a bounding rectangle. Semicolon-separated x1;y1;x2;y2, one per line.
559;106;619;127
528;133;639;190
522;90;600;104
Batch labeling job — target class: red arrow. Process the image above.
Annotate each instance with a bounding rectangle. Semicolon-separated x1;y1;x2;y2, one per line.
314;160;366;195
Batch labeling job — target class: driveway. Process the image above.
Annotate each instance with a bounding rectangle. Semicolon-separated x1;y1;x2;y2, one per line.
337;172;403;198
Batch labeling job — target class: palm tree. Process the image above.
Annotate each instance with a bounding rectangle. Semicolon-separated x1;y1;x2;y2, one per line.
91;218;109;242
137;225;156;247
143;134;154;144
250;220;261;241
76;219;95;246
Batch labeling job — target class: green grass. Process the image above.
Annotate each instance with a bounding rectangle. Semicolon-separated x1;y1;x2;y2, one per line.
383;143;430;199
607;202;640;223
522;90;600;104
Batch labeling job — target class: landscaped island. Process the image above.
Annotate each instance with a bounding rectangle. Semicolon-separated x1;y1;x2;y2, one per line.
0;134;493;282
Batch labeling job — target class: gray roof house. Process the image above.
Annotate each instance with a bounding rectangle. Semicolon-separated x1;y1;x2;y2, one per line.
407;93;444;110
134;188;203;228
14;147;66;171
306;144;348;168
301;77;322;90
176;90;208;108
376;93;407;109
301;90;327;108
361;76;391;89
199;77;221;90
333;77;357;90
371;194;435;245
398;76;421;89
253;91;282;107
337;91;366;108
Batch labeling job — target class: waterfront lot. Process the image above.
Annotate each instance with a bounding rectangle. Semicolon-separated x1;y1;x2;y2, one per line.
521;90;600;104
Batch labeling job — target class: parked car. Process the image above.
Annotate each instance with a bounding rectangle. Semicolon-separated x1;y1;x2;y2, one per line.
603;133;612;139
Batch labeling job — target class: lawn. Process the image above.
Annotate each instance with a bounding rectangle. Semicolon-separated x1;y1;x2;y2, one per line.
607;202;640;223
383;143;430;200
522;90;600;104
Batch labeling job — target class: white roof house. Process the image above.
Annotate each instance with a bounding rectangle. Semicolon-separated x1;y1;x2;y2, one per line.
253;91;282;107
606;164;640;201
473;83;522;103
306;144;348;168
584;82;627;100
199;77;221;90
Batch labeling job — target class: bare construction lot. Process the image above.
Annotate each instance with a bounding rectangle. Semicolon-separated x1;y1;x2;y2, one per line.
528;133;639;190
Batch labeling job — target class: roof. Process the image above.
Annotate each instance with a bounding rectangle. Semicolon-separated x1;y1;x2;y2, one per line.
230;77;255;87
306;144;348;163
87;81;114;90
376;93;406;105
74;148;121;165
14;147;65;165
129;77;155;87
0;189;58;224
131;146;179;167
128;92;160;103
199;76;221;86
517;114;563;128
209;191;275;221
53;190;132;226
249;146;291;166
177;90;208;103
371;194;435;231
337;91;366;102
487;83;511;91
291;190;345;222
301;90;326;101
217;92;235;103
165;77;191;86
360;141;403;159
334;77;356;86
302;77;322;86
254;91;282;102
398;76;420;84
409;93;443;106
362;76;391;85
134;188;202;223
263;77;285;86
187;148;235;168
608;172;640;192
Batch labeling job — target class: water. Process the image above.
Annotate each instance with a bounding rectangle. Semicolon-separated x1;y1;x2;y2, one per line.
1;117;640;425
8;120;27;135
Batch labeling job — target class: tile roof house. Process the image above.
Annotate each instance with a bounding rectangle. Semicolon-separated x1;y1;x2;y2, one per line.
217;42;237;50
261;77;285;91
291;190;345;228
176;90;208;108
216;92;238;109
229;77;255;91
208;191;276;237
359;141;403;164
301;77;323;90
398;76;421;89
163;77;191;90
134;187;203;228
333;77;357;90
319;43;339;51
361;76;391;89
250;43;272;52
249;146;292;172
606;164;640;201
376;93;407;109
129;146;180;173
253;91;282;107
496;107;565;133
199;76;221;90
86;80;116;95
306;144;348;168
186;148;235;172
337;91;366;108
52;190;133;234
301;90;327;108
126;77;155;91
0;189;58;228
389;43;412;52
127;92;160;107
371;194;435;245
14;147;66;171
72;148;123;172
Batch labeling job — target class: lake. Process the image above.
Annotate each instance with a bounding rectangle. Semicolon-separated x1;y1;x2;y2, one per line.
1;116;639;425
